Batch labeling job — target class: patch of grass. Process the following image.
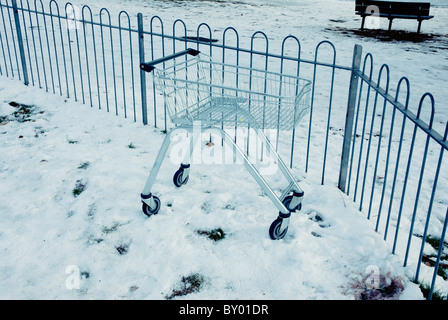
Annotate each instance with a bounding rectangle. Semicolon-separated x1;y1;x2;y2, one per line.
425;235;448;251
418;282;447;300
116;243;129;255
8;101;37;123
87;235;103;245
165;273;205;300
415;234;448;281
77;161;90;170
1;101;42;124
224;203;235;210
102;222;121;234
421;255;448;281
196;228;226;242
72;180;86;198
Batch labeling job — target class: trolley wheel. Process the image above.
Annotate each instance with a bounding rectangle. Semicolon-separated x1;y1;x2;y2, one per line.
269;218;288;240
282;195;301;212
142;195;161;217
173;169;189;188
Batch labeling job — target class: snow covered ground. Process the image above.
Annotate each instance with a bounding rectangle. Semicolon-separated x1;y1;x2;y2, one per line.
0;76;424;299
1;0;447;300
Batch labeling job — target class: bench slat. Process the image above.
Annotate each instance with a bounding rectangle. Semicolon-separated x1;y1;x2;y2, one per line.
354;0;434;33
358;12;434;20
355;0;431;17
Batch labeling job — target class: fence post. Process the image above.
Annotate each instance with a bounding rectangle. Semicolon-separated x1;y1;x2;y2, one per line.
10;0;28;86
338;44;362;193
137;13;148;125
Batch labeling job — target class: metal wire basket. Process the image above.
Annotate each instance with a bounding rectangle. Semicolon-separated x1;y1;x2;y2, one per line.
146;49;311;130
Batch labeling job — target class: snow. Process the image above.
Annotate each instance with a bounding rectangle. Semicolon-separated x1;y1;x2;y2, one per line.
0;76;424;299
1;0;447;300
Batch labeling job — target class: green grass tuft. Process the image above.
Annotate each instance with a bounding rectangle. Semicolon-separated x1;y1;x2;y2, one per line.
196;228;226;242
165;273;205;300
418;282;447;300
77;162;90;170
72;180;86;198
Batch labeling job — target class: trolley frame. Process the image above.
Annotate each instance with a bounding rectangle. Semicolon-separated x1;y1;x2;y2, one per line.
139;49;311;240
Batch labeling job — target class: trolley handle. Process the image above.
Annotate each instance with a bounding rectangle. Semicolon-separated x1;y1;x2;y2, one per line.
140;48;201;72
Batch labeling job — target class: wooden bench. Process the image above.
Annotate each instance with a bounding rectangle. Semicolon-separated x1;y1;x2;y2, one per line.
355;0;434;34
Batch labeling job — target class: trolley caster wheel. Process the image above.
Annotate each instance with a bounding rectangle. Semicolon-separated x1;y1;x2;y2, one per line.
173;168;189;188
142;195;161;217
269;217;288;240
282;195;302;212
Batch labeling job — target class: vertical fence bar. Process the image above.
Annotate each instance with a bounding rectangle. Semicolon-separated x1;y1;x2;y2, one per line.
0;3;9;77
347;53;373;196
19;0;33;86
416;122;448;294
6;0;20;79
49;1;62;96
42;1;55;94
100;9;110;113
0;17;7;76
367;65;390;220
403;94;435;268
74;5;84;104
137;12;147;125
65;3;77;101
34;1;48;92
29;0;41;88
118;10;135;121
429;207;448;300
150;16;165;129
338;44;362;192
376;78;407;234
82;6;93;106
320;41;336;185
10;0;27;85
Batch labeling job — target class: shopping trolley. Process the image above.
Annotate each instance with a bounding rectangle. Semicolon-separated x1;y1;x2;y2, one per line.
139;48;311;240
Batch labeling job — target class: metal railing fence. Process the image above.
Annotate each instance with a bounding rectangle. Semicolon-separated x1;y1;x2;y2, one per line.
342;47;448;299
0;0;447;300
